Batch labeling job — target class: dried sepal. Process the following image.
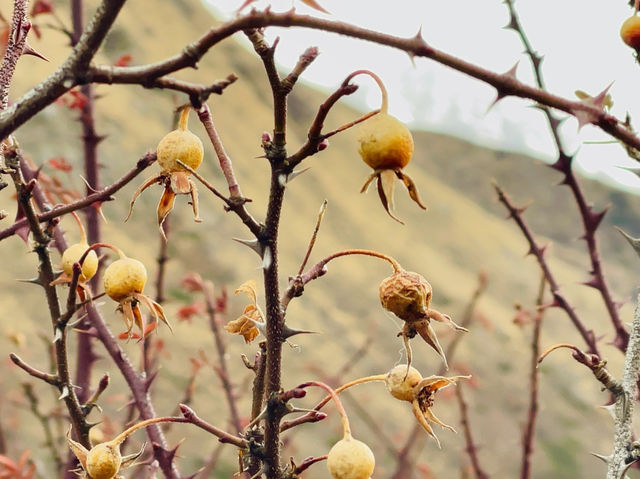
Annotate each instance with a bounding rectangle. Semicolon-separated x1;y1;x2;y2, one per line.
396;170;427;210
125;174;162;223
225;280;263;343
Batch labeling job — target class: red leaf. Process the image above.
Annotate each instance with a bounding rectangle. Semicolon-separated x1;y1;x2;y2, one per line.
31;0;53;16
177;302;204;322
48;157;72;172
67;90;88;110
114;54;132;67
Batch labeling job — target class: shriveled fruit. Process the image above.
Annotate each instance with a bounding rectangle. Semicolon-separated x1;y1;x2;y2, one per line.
327;436;375;479
61;242;98;282
385;364;423;402
621;15;640;49
103;257;147;302
358;112;414;171
379;269;431;322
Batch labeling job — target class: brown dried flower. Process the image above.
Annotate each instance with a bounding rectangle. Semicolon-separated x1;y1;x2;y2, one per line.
225;280;262;343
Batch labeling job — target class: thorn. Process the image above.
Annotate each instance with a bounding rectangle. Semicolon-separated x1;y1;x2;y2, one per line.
615;226;640;259
278;174;287;187
286;167;311;183
573;109;597;130
144;370;160;392
232;238;264;258
582;276;601;290
590;452;612;464
586;206;609;232
16;276;42;285
58;385;69;400
504;61;519;79
262;246;272;270
503;15;518;31
53;327;63;343
22;42;48;61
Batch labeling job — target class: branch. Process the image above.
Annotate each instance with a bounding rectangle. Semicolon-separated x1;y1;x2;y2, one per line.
9;353;59;386
607;292;640;478
0;0;29;111
0;151;155;241
0;0;127;138
88;70;238;108
202;280;242;433
456;385;489;479
179;404;247;448
5;148;90;447
4;10;640;153
493;181;599;355
521;275;547;479
504;0;627;352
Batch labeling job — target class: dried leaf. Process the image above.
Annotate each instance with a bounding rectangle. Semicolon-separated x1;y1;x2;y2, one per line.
397;171;427;210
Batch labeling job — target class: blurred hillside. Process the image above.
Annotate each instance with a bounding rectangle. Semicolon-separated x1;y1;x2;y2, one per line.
1;1;640;478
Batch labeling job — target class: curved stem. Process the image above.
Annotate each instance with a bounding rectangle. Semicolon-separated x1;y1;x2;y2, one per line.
178;104;191;131
345;69;388;113
112;417;188;445
298;381;352;437
79;242;126;262
70;211;88;244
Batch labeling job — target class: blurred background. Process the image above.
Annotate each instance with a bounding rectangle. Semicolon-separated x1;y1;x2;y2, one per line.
2;0;640;477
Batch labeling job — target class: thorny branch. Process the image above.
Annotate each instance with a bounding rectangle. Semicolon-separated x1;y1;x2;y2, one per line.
504;0;627;351
456;384;489;479
3;10;640;155
0;152;156;241
494;181;600;356
0;0;30;111
5;147;90;448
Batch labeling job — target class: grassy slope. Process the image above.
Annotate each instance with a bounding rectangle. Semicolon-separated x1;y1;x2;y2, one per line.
2;1;639;477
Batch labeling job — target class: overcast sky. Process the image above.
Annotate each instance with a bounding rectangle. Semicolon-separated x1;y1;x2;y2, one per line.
206;0;640;191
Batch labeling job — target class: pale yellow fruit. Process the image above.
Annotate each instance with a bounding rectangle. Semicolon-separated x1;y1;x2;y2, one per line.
621;15;640;49
61;242;99;282
85;442;122;479
103;258;147;302
157;129;204;173
358;113;414;171
385;365;422;402
327;436;375;479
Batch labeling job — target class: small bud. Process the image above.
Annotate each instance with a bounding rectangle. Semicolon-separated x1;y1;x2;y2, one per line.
317;139;329;151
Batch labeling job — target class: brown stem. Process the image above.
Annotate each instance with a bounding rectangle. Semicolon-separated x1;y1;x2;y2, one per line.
493;181;599;355
281;248;401;311
197;103;243;198
521;275;547;479
176;159;262;238
179;404;247;448
297;200;327;275
203;281;242;432
456;384;489;479
22;383;63;471
504;0;627;352
0;152;156;241
5;149;90;448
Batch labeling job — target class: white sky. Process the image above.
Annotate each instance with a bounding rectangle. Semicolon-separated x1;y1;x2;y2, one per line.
206;0;640;191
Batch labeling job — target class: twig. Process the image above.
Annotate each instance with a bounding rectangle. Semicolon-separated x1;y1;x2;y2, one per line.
521;275;547;479
504;0;627;352
0;151;156;241
177;160;262;238
22;383;63;471
297;200;327;275
494;181;599;355
202;280;242;433
179;404;247;448
456;385;489;479
197;103;244;198
88;72;238;108
9;353;59;386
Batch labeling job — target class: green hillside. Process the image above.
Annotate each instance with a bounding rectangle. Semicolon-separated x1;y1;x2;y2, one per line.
1;1;639;478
